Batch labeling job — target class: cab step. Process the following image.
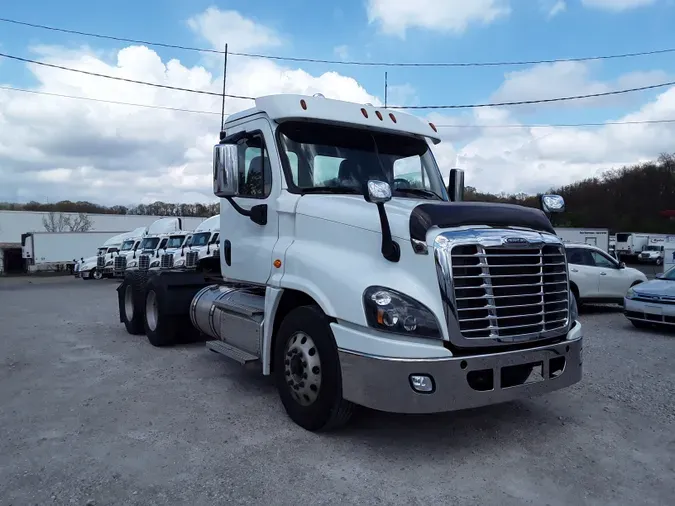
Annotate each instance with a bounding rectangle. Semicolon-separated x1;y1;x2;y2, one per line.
206;340;259;365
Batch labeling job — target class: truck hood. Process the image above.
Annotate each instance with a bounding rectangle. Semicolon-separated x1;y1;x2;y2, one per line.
295;195;555;242
296;195;420;240
634;279;675;298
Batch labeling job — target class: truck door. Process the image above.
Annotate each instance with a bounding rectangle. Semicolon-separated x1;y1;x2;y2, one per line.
220;120;279;286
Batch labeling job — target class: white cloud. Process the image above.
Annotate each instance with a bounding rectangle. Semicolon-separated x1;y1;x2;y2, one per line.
365;0;511;37
581;0;658;11
542;0;567;18
490;61;670;110
186;6;282;52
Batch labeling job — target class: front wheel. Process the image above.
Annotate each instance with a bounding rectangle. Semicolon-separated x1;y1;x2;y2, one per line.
656;257;663;266
273;305;354;432
92;269;103;280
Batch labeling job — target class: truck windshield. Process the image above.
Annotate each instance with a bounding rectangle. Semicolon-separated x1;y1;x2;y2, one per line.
645;245;662;251
120;240;135;251
616;233;630;242
277;121;448;200
190;232;211;247
140;237;160;250
166;235;186;249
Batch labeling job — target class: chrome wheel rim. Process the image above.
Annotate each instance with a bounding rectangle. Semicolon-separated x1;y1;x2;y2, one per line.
124;285;134;321
146;290;158;331
283;331;322;406
93;270;102;280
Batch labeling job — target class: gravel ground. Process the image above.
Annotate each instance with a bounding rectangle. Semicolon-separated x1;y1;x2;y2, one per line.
1;276;674;506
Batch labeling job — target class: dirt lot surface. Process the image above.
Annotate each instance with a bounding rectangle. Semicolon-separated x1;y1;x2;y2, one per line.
1;276;673;505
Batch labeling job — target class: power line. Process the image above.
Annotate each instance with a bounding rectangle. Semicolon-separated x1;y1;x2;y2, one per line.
2;51;675;110
2;85;674;130
0;85;220;115
435;119;675;128
0;52;254;101
389;80;675;110
2;16;675;68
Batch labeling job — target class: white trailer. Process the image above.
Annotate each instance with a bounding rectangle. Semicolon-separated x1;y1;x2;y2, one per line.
21;231;126;273
113;93;582;432
615;232;650;259
555;228;609;252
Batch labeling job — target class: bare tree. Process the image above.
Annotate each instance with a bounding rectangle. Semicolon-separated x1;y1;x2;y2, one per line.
42;212;70;232
42;212;93;232
68;212;93;232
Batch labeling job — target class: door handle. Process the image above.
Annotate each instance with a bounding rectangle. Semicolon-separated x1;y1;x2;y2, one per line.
224;240;232;266
571;268;579;273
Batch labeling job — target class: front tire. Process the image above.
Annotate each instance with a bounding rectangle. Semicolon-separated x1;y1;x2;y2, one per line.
273;305;354;432
93;269;103;280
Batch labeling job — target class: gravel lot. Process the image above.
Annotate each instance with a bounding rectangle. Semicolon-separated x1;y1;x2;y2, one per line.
1;276;674;506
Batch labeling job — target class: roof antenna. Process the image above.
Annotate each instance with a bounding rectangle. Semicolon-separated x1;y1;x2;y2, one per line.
219;43;228;141
384;71;388;108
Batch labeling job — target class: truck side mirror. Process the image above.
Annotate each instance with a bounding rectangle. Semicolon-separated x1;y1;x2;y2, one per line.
541;194;565;213
448;168;464;202
213;143;240;197
365;180;392;203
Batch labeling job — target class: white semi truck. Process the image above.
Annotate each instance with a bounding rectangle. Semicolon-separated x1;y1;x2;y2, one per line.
115;94;582;431
173;215;220;269
76;232;129;279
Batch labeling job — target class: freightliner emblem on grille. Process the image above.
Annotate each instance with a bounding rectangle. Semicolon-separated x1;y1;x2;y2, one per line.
502;236;544;247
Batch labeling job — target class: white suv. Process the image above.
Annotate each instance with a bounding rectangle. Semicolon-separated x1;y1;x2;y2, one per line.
564;243;647;308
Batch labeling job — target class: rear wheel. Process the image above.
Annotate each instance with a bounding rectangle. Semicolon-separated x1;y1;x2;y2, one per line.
273;305;354;432
143;278;178;347
117;272;147;335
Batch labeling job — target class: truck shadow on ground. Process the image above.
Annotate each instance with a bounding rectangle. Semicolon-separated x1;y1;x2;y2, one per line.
201;351;568;449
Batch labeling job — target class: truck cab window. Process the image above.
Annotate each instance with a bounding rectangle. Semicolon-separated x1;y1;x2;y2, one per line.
240;134;272;198
277;121;448;200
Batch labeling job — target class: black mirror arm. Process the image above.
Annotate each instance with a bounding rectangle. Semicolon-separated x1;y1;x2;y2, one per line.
376;203;400;263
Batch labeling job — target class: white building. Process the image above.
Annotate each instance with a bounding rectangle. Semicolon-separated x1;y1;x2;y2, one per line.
0;210;209;275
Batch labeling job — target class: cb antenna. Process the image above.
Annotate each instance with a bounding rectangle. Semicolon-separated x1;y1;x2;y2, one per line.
384;72;388;108
219;43;228;140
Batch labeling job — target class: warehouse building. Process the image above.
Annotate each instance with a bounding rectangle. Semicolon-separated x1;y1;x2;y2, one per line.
0;211;208;275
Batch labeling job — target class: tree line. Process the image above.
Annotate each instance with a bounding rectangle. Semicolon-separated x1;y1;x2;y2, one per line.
2;153;674;234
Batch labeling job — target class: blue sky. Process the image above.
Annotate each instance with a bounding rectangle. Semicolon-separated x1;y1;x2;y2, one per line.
2;0;675;122
1;0;675;203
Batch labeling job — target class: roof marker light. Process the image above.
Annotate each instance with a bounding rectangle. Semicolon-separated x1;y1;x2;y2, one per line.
313;93;325;98
375;111;383;121
389;113;397;123
429;122;438;132
300;99;307;110
361;108;369;118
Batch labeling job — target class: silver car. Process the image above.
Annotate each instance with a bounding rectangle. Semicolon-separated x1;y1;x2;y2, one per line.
624;266;675;329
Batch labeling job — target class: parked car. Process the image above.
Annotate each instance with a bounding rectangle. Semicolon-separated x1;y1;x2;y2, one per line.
564;242;648;308
624;266;675;329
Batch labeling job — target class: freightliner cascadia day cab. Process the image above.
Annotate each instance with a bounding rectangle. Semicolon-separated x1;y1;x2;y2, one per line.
116;94;582;431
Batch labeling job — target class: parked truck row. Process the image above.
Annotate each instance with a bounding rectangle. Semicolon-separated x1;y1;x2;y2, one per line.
110;93;583;432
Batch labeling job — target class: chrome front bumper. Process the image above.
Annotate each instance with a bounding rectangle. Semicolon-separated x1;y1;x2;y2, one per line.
338;324;583;414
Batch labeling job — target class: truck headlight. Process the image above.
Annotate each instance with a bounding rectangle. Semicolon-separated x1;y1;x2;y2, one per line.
175;258;185;267
150;260;160;268
128;260;138;267
363;286;442;338
105;260;113;266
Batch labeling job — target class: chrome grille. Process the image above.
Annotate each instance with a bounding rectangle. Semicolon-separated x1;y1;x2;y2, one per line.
185;250;199;268
160;253;174;269
114;256;127;271
138;254;150;271
451;243;569;340
96;256;105;269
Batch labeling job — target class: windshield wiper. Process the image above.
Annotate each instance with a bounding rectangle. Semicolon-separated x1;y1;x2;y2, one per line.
393;187;442;200
301;186;362;195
